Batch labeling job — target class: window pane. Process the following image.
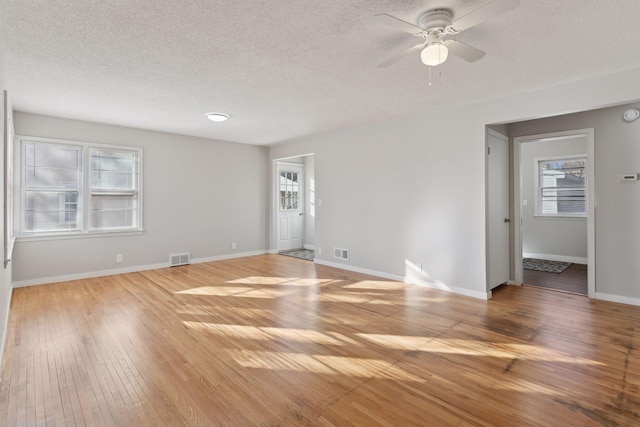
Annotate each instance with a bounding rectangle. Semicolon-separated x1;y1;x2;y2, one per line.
90;149;137;191
90;170;135;190
23;142;81;188
538;157;586;216
90;209;136;230
279;170;301;211
90;195;137;230
24;190;80;232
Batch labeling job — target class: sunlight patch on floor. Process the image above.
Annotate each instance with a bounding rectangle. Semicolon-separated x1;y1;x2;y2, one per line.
309;291;396;305
182;322;344;346
175;286;253;296
357;335;603;365
227;349;424;382
343;281;407;291
464;372;562;396
227;276;335;286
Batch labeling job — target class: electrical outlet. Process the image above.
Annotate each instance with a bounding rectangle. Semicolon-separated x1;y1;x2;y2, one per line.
231;242;237;249
116;254;123;263
317;247;322;255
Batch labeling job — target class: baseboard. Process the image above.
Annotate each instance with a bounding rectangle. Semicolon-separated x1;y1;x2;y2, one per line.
314;259;491;300
595;292;640;307
12;250;268;288
303;244;315;250
523;252;587;265
0;285;11;363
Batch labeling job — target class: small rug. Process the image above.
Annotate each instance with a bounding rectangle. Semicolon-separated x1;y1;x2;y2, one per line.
279;249;315;262
523;258;571;274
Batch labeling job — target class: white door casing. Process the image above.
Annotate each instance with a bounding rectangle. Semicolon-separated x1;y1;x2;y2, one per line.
487;129;510;290
277;163;304;251
514;129;595;298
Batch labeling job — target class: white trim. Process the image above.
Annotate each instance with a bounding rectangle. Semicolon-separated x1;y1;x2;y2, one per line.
0;287;11;361
314;259;491;300
303;244;315;250
12;250;268;288
522;252;588;265
487;128;508;141
17;230;144;242
514;128;595;298
595;293;640;307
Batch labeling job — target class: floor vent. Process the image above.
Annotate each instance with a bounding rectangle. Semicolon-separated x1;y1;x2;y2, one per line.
334;247;349;261
170;253;190;266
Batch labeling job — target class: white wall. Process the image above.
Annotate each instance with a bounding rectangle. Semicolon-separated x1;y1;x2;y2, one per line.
519;135;588;261
270;67;640;301
12;113;269;285
0;34;13;357
509;102;640;302
303;155;315;249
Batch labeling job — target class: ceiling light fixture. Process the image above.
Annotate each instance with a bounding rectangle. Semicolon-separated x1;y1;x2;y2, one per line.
205;112;230;122
420;41;448;66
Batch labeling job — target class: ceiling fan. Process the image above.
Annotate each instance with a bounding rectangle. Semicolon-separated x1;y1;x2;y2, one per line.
375;0;519;68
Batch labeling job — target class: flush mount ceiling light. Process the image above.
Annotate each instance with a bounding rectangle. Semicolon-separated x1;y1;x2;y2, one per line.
421;41;449;66
205;112;230;122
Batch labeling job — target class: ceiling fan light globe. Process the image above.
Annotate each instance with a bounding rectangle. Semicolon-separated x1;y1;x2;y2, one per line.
421;43;448;66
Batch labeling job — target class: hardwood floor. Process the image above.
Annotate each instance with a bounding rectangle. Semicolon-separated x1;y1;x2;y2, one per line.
523;263;588;295
1;254;639;426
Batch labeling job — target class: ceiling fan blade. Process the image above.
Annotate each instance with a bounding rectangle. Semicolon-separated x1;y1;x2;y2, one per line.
445;40;486;62
450;0;520;32
378;43;424;68
374;14;424;34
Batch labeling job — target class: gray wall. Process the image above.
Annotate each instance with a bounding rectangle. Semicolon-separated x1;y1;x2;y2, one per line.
510;102;640;299
270;67;640;300
13;113;269;284
519;135;588;261
0;35;13;356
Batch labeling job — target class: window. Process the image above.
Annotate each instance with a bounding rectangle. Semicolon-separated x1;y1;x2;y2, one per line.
536;157;586;217
279;171;300;211
20;137;142;237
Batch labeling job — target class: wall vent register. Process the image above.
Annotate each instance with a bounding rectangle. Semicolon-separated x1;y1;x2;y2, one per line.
170;253;190;266
334;248;349;261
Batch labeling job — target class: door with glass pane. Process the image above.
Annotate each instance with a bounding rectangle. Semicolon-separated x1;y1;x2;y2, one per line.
277;163;304;251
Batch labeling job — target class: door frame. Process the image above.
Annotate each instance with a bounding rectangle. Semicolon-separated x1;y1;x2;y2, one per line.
513;128;595;298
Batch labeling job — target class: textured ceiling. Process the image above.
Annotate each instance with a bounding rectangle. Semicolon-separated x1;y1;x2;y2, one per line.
2;0;640;145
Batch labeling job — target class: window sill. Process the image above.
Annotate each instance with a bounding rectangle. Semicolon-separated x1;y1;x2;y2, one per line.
17;229;144;243
533;215;587;220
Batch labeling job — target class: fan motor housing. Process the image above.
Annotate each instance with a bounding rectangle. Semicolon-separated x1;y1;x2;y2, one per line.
418;9;452;31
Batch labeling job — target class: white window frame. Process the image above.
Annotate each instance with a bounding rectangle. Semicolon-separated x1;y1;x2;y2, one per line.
16;135;144;239
534;154;587;219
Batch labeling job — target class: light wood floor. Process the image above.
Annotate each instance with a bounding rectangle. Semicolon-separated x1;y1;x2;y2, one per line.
1;255;640;426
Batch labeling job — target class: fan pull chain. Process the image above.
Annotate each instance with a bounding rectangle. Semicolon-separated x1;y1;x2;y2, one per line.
427;66;443;87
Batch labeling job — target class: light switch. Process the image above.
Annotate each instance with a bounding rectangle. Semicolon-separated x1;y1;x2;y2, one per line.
522;200;528;206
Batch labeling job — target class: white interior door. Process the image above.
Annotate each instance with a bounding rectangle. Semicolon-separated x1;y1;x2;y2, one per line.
487;130;510;290
277;164;304;251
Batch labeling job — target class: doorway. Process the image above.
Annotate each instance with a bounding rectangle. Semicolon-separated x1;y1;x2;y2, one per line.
514;129;595;297
274;155;316;255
